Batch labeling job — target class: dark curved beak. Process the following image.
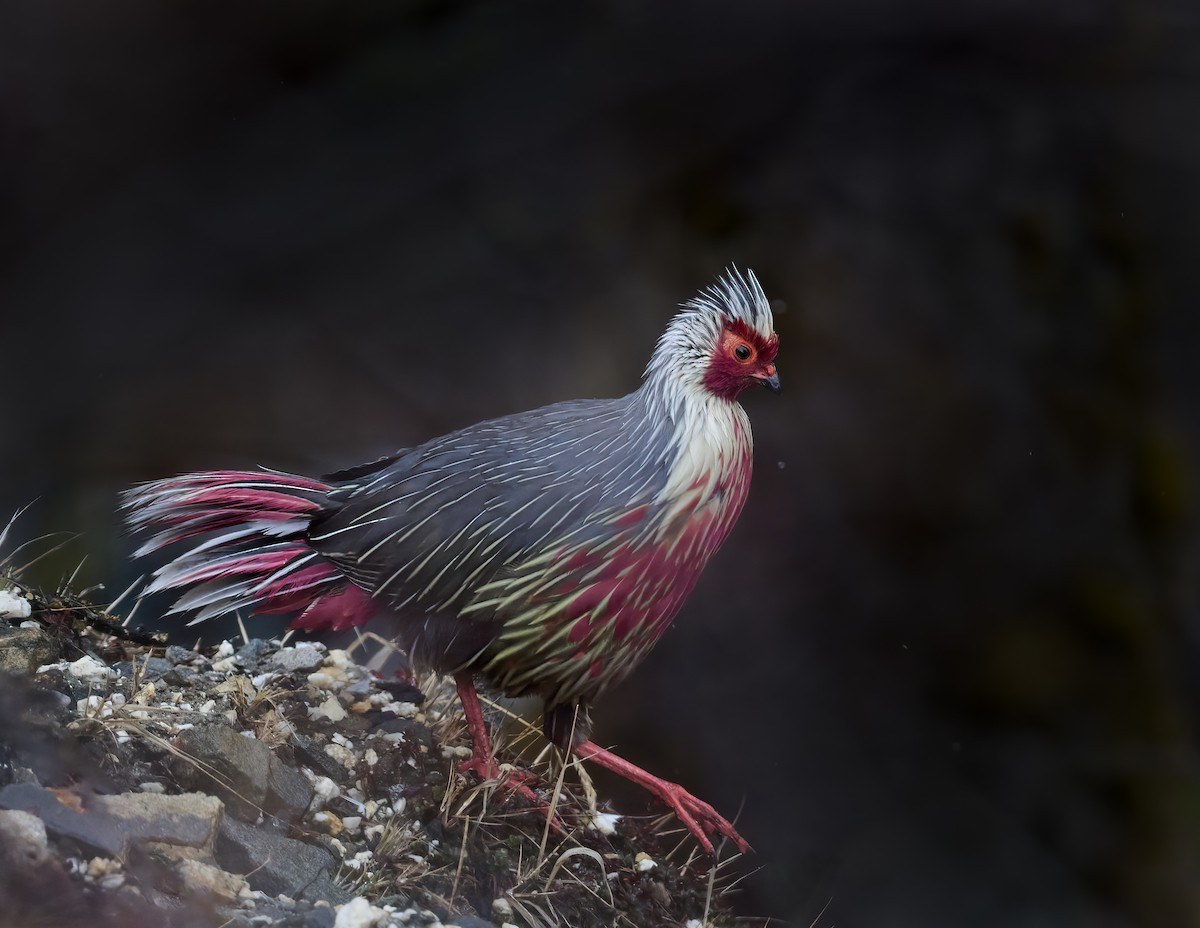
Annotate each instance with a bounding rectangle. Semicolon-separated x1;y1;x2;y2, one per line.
758;365;781;395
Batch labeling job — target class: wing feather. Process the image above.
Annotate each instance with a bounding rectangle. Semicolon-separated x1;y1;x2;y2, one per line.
310;395;670;618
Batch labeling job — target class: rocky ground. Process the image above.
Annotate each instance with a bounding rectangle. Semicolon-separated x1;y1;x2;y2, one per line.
0;571;743;928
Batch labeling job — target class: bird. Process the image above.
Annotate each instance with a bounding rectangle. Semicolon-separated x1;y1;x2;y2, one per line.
122;268;779;854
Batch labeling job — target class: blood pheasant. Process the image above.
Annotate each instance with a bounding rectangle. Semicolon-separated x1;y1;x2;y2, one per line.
123;269;779;853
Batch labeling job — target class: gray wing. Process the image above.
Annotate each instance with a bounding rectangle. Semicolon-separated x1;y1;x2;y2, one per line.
308;394;668;618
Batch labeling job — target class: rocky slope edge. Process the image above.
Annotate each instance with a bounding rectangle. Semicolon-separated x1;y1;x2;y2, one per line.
0;572;742;928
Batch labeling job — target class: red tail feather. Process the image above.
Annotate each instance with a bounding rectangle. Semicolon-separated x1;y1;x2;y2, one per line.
123;469;375;630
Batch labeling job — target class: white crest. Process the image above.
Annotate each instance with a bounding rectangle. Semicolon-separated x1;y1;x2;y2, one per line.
642;267;775;404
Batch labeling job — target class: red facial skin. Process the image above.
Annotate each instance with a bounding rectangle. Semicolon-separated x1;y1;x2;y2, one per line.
700;317;779;400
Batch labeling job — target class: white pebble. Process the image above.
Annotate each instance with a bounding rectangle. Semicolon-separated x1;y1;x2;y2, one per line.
0;590;31;619
214;640;235;659
336;902;386;928
309;776;340;809
323;742;355;769
384;701;419;718
492;897;513;918
86;857;122;877
635;852;657;872
589;812;622;836
67;655;114;681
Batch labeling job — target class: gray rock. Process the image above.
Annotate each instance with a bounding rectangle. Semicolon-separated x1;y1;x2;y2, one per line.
291;734;348;782
341;676;372;698
0;784;223;857
235;638;273;665
172;724;272;821
0;627;60;675
0;783;122;855
113;656;173;679
216;816;350;904
161;666;201;687
265;754;315;824
175;857;246;903
271;646;327;673
94;791;223;850
165;644;203;664
304;906;337;928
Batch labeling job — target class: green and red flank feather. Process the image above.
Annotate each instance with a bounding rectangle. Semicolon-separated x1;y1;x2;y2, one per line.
122;268;778;854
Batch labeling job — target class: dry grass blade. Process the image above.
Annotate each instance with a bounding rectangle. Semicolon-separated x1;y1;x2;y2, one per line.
451;813;471;902
0;502;40;563
5;531;79;574
105;573;144;615
121;590;146;627
505;893;563;928
542;846;608;898
63;555;88;593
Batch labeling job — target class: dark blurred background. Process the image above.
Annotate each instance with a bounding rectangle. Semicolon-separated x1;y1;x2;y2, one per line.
4;1;1200;925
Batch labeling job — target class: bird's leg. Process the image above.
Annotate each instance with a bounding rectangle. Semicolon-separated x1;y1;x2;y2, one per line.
574;739;749;855
453;674;540;803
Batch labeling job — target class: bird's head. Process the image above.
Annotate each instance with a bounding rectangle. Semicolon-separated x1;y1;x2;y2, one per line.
645;268;780;402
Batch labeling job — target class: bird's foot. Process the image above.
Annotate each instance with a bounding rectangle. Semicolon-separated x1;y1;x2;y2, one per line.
646;779;749;856
452;673;544;807
457;753;570;835
456;754;542;806
574;739;749;856
451;673;567;831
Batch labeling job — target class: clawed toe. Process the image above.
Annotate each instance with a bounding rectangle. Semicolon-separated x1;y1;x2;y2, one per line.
573;739;749;857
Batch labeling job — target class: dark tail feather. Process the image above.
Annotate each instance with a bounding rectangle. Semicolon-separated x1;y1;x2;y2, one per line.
122;469;374;630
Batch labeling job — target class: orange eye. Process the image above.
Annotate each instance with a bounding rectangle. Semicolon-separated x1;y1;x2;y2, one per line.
734;343;753;362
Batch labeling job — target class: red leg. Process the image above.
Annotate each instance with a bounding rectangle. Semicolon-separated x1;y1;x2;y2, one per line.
453;674;541;804
574;739;749;855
